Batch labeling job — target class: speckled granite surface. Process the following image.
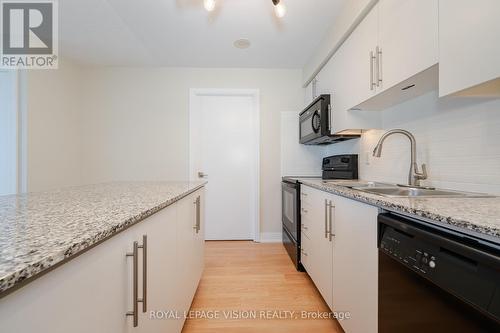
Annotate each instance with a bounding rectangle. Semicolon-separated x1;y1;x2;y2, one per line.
295;178;500;243
0;181;206;296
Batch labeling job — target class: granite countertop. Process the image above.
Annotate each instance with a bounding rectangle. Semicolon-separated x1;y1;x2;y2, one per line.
294;178;500;244
0;181;206;297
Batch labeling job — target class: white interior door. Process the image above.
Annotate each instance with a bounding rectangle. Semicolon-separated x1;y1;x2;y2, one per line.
190;89;259;241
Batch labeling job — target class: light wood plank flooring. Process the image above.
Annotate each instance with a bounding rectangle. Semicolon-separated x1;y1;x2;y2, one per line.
182;241;343;333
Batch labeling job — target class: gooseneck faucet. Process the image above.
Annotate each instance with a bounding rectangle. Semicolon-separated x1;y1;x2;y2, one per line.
372;129;428;187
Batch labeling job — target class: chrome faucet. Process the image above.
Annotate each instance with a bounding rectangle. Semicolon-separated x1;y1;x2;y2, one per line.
372;129;428;188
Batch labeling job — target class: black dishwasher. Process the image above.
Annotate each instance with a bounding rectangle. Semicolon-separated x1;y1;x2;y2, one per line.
378;213;500;332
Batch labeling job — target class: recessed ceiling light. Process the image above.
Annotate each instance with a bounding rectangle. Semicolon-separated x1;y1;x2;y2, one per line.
234;39;251;49
204;0;216;12
272;0;286;18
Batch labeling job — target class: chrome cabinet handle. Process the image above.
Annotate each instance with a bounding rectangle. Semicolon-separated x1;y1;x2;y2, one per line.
301;208;308;214
197;196;201;233
300;192;307;197
198;172;208;178
138;235;147;313
301;248;308;256
301;223;308;230
324;199;329;239
329;201;335;242
377;46;383;86
370;50;376;90
126;241;139;327
193;196;201;233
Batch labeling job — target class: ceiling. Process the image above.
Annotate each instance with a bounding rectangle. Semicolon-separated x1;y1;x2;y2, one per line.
59;0;347;68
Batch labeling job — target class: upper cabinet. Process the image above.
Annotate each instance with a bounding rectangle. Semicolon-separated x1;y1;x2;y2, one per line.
377;0;438;92
439;0;500;97
311;0;439;121
316;6;382;134
354;0;439;111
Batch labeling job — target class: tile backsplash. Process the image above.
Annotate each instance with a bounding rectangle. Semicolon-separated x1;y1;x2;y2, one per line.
327;91;500;195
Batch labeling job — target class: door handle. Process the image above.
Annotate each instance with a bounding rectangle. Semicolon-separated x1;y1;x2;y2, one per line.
198;172;208;178
126;241;139;327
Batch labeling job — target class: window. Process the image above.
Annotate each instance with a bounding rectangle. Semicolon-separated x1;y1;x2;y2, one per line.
0;71;17;195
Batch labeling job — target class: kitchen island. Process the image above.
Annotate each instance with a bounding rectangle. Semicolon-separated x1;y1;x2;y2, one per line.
0;181;206;332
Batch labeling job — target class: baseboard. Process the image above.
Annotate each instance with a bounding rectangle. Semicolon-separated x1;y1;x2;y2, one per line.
258;232;282;243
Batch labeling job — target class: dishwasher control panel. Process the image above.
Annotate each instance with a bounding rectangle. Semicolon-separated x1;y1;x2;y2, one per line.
379;229;438;275
380;232;437;274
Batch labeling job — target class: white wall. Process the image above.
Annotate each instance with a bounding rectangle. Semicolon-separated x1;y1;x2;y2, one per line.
79;67;303;235
0;71;17;195
327;91;500;195
24;60;84;192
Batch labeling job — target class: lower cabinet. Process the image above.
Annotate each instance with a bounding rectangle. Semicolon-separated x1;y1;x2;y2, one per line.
300;185;378;333
0;187;205;333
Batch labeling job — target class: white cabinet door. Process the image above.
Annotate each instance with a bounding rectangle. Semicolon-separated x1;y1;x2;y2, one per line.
129;205;180;333
332;194;378;333
378;0;438;92
176;190;205;317
300;185;333;310
193;189;205;285
334;4;379;114
439;0;500;97
328;6;382;133
0;225;135;333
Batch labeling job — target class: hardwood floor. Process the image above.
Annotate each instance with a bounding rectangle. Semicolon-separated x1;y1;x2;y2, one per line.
182;241;343;333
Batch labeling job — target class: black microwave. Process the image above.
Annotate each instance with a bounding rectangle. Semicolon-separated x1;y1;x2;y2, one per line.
299;94;359;145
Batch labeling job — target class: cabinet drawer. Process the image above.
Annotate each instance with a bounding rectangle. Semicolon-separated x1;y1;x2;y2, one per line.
300;231;312;272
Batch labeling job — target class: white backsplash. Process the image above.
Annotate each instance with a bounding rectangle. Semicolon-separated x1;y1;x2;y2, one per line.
281;111;326;176
326;91;500;195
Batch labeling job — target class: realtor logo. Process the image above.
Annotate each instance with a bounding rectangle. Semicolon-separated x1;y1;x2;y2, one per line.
1;0;58;69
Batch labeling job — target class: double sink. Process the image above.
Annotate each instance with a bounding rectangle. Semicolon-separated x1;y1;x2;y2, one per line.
323;180;493;198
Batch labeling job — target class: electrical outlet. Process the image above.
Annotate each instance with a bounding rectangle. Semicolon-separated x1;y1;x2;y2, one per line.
365;151;370;165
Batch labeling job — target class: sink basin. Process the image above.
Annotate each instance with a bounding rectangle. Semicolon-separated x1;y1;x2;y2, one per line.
354;187;493;198
322;180;392;188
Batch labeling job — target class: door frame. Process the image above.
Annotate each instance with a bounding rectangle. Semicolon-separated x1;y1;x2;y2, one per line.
188;89;261;242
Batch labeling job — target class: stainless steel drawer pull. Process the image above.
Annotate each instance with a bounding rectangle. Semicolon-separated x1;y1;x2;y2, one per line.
329;201;335;241
377;46;383;86
324;199;329;239
370;50;376;90
138;235;147;313
301;223;308;230
126;241;139;327
301;249;308;256
193;196;201;233
301;208;308;213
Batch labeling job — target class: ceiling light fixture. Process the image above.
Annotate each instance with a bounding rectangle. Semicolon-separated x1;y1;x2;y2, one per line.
234;39;251;49
204;0;216;12
272;0;286;18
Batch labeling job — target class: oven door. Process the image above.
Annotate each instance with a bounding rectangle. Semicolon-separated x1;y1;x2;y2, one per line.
282;181;298;241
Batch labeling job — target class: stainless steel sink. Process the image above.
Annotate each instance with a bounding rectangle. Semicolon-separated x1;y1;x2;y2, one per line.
353;187;493;198
322;180;392;188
